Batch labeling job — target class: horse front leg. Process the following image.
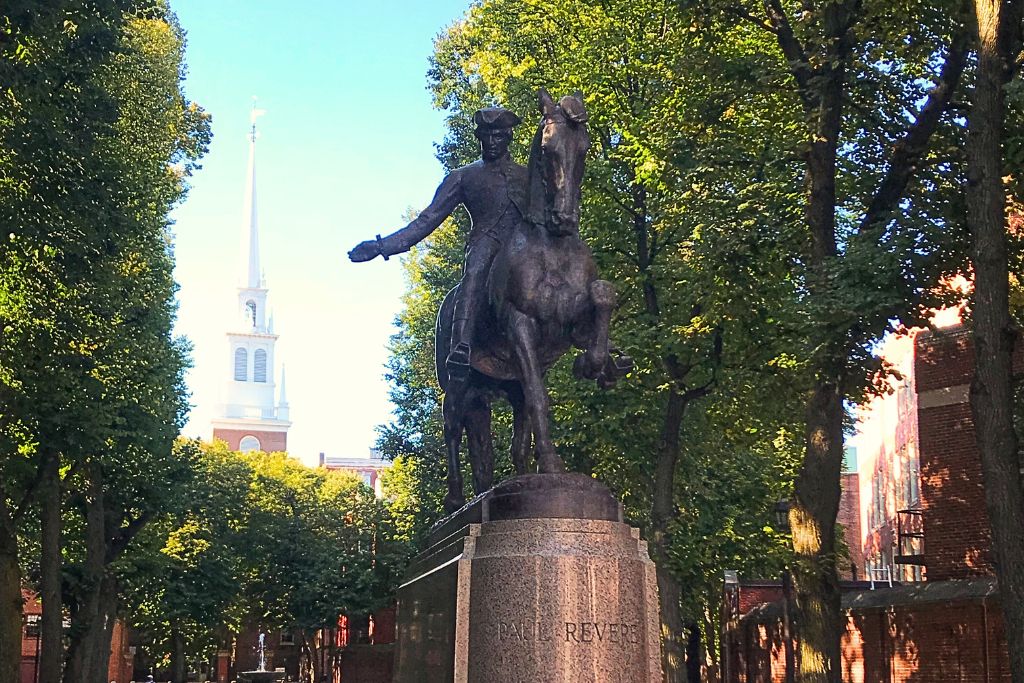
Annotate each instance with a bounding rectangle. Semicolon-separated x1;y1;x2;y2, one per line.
508;310;565;474
442;388;466;513
464;393;494;495
573;278;626;387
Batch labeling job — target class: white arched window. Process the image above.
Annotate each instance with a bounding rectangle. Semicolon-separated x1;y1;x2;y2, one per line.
245;300;257;328
239;435;261;453
254;349;267;383
233;348;248;381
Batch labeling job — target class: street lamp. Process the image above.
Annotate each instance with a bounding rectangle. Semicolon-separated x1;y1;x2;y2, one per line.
774;499;791;532
775;499;795;683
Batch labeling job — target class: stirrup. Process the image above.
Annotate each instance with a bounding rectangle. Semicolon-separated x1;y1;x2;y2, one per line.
446;342;472;381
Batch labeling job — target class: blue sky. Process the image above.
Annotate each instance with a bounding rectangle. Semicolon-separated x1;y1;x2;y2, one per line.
171;0;473;463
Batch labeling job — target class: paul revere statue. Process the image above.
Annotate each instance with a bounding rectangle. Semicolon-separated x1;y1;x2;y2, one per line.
348;107;527;380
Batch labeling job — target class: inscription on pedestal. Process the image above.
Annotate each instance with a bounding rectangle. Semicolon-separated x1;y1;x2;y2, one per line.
489;620;642;645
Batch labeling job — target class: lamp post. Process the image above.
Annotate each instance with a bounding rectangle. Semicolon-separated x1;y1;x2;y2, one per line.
775;499;796;683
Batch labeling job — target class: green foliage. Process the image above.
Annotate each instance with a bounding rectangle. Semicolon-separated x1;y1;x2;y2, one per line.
0;3;213;678
123;441;413;668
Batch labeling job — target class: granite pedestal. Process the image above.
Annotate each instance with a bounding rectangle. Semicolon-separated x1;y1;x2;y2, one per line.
393;474;662;682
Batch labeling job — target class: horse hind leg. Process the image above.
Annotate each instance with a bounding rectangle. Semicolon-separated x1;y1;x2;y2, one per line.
508;383;531;476
442;389;467;513
464;394;495;495
508;310;565;474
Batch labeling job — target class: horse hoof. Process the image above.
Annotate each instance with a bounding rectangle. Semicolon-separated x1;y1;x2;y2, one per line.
538;455;566;473
444;493;465;514
573;353;601;380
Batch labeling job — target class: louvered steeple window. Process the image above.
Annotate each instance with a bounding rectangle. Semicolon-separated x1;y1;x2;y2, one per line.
234;348;248;381
254;349;267;383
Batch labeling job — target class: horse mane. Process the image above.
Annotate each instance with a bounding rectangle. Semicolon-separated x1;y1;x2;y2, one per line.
524;121;546;227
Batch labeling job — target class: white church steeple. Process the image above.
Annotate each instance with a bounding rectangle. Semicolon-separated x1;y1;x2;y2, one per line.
242;104;263;289
212;102;291;453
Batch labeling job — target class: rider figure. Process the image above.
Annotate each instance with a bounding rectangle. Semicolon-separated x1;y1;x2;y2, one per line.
348;107;527;381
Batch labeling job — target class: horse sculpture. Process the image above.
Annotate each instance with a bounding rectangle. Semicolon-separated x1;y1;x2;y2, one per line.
435;89;631;512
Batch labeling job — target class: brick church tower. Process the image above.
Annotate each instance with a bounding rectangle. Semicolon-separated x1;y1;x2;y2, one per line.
211;106;290;452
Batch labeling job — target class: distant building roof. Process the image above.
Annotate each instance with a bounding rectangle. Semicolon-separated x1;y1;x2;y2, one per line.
319;449;388;470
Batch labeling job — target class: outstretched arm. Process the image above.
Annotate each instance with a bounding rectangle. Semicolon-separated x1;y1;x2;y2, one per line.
348;171;463;262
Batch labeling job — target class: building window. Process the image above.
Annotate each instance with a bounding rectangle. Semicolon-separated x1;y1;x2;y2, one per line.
280;632;295;646
24;614;40;637
254;349;267;383
234;348;248;381
246;300;257;328
240;436;261;452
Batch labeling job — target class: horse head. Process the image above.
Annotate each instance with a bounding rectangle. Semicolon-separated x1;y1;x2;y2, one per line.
531;88;590;237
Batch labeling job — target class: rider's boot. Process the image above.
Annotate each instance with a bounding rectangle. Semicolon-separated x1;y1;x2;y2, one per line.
447;318;472;382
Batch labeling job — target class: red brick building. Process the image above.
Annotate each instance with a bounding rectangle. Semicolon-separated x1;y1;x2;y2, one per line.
319;450;390;498
722;320;1022;682
19;590;133;683
209;608;396;683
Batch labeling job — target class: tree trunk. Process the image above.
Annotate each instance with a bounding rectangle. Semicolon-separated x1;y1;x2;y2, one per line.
39;450;63;683
0;509;22;683
170;622;187;683
84;576;117;683
792;381;844;683
794;17;847;675
63;465;109;683
299;630;323;683
967;2;1024;680
685;621;702;683
650;388;688;682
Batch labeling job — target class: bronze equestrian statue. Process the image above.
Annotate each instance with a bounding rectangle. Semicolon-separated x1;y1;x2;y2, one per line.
350;90;630;513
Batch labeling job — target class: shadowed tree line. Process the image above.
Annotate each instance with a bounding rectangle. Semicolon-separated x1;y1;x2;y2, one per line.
1;2;208;682
0;4;412;683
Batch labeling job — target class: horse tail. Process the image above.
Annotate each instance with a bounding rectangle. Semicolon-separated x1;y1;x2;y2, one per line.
435;285;459;389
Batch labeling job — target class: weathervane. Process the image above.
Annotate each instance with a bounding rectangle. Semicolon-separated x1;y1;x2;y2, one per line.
249;96;266;142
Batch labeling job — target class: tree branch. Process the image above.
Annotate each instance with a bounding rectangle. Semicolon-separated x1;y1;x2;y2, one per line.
106;509;155;563
763;0;816;109
858;25;970;234
725;5;778;34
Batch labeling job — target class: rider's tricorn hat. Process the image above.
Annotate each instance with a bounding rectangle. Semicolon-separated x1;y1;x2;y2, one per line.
473;107;521;133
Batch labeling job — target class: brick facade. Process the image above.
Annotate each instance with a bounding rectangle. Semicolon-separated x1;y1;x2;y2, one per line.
914;325;1024;581
838;472;863;580
20;591;132;683
724;580;1010;682
212;427;287;453
723;320;1023;681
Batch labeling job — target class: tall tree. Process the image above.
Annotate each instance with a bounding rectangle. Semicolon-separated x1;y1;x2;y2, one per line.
0;2;208;682
706;0;970;678
965;0;1024;679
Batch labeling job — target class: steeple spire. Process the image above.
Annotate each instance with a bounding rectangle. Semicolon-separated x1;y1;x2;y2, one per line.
278;364;290;421
242;99;266;288
212;99;289;455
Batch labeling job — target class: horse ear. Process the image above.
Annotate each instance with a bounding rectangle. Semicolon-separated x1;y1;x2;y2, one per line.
560;95;589;124
538;88;556;116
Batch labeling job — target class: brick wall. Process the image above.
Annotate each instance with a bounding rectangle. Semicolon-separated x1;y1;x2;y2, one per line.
212;428;287;453
725;587;1011;682
107;621;133;683
914;326;1023;581
838;472;863;580
917;400;994;579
